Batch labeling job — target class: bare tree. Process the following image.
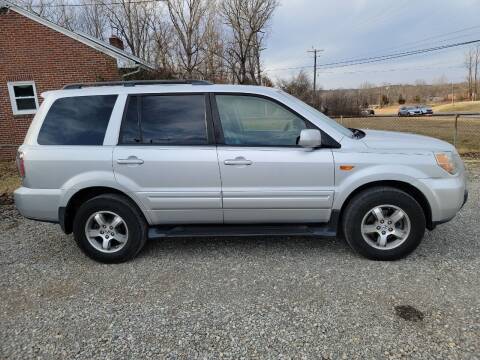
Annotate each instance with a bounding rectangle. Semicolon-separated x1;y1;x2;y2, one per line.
277;70;313;105
148;4;176;72
199;0;230;82
50;0;79;30
103;0;157;60
220;0;278;84
465;47;475;100
15;0;53;17
12;0;280;83
167;0;207;78
15;0;79;30
474;46;480;101
77;0;108;40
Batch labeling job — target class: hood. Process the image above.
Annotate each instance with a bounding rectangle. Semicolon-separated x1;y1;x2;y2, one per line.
361;129;455;152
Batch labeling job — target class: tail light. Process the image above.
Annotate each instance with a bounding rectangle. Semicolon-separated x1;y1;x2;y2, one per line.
16;151;25;178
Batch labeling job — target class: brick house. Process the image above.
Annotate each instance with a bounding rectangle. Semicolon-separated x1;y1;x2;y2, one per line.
0;0;153;160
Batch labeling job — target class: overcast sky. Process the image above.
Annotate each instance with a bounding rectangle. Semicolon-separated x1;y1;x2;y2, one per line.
263;0;480;89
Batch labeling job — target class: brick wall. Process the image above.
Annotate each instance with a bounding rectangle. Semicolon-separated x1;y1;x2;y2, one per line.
0;9;121;160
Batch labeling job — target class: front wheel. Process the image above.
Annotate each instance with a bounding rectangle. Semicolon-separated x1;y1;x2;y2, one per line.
342;187;426;260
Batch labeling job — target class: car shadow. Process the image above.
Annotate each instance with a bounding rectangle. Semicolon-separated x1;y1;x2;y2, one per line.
138;234;354;260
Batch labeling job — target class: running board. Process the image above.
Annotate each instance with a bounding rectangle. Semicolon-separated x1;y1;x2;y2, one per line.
148;223;337;239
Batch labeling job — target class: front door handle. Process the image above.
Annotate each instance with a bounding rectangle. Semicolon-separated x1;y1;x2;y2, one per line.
224;157;252;166
117;156;144;165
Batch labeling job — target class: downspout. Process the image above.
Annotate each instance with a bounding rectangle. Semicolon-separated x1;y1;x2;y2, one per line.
122;65;142;80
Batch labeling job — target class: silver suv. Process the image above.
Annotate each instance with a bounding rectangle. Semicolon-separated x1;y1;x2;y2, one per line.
14;81;468;263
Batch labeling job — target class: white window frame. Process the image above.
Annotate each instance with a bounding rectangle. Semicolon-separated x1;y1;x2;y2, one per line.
7;81;39;116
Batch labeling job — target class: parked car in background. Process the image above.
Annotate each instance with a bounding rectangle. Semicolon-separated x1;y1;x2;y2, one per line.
418;105;434;115
14;80;467;263
360;108;375;116
398;106;422;116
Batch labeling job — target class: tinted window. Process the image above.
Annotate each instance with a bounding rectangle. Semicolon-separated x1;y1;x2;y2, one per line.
121;96;141;144
141;95;207;145
215;95;307;146
121;95;208;145
38;95;117;145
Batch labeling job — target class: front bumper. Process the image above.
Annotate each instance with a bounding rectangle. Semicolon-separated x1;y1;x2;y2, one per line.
418;173;467;224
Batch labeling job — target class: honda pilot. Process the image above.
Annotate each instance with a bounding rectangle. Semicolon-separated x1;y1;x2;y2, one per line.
14;80;468;263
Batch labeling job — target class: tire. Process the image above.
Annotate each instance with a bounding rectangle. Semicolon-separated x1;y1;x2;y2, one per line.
73;193;147;263
342;186;426;261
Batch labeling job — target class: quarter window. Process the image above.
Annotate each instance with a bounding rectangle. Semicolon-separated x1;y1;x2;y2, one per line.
37;95;117;145
215;95;308;146
7;81;39;115
121;96;141;144
121;95;208;145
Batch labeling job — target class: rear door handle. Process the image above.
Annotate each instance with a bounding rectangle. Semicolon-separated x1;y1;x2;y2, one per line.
224;157;252;166
117;156;144;165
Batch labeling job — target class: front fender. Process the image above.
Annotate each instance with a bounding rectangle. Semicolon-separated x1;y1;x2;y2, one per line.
332;152;441;212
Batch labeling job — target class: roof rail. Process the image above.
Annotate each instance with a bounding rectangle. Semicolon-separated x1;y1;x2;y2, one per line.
63;79;212;90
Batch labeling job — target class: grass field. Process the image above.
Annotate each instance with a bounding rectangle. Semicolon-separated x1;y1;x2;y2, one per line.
374;101;480;115
338;115;480;155
433;101;480;113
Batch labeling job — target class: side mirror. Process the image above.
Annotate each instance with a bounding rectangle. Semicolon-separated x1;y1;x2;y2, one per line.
298;129;322;148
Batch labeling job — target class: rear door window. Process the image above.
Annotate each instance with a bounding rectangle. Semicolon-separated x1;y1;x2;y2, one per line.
120;94;208;145
37;95;117;145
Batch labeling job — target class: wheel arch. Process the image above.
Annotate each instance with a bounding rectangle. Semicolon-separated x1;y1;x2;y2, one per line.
60;186;149;234
337;180;433;234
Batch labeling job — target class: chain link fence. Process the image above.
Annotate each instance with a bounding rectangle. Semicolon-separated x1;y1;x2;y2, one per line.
334;114;480;156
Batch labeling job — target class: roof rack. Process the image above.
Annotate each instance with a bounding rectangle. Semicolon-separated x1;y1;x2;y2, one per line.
63;79;212;90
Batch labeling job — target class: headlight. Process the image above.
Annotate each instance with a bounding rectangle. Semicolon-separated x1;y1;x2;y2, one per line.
434;152;457;174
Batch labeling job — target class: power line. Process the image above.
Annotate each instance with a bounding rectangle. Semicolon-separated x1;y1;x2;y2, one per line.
265;38;480;72
23;0;164;7
317;39;480;69
320;63;464;76
266;24;480;73
265;62;463;76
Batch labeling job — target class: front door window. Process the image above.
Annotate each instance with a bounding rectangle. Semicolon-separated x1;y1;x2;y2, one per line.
215;95;308;146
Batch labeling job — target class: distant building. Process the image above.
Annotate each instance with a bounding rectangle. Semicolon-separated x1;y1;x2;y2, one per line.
0;0;153;160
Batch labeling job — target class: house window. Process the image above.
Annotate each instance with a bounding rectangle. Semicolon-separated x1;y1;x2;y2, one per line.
7;81;39;115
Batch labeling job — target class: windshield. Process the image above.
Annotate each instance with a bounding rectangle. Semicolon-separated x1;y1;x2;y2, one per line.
277;91;354;138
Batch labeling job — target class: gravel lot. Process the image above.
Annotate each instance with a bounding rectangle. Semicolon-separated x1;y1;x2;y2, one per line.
1;163;479;359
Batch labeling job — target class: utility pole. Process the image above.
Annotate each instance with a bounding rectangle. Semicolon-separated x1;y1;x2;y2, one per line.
451;81;455;105
307;48;323;106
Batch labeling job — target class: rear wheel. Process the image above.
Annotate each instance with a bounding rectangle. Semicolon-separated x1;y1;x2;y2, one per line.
342;187;426;260
73;194;147;263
